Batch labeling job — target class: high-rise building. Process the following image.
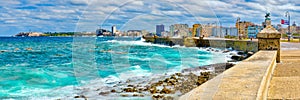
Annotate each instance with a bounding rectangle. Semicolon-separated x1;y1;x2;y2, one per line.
156;24;164;36
192;24;201;37
236;19;254;39
112;25;117;36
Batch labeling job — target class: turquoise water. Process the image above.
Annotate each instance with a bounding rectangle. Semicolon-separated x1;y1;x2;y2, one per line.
0;37;227;99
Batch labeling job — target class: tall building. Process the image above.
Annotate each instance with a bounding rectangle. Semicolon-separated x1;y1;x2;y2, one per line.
192;24;201;37
169;24;189;37
212;27;222;37
156;24;164;36
112;25;117;36
236;19;254;39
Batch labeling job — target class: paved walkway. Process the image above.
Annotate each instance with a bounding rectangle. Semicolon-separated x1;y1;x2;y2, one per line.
268;43;300;99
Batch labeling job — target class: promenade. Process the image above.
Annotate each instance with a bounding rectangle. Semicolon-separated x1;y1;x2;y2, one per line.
179;42;300;100
268;42;300;99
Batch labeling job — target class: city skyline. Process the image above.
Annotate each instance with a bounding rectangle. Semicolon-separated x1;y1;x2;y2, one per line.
0;0;299;36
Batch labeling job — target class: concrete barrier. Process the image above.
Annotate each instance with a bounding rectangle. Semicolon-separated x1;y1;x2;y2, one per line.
179;50;277;100
143;36;258;52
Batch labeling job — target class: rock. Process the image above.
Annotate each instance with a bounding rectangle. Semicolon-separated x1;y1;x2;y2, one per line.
120;94;129;97
123;87;137;92
231;55;245;61
170;75;177;80
160;86;172;94
127;84;134;87
247;52;254;56
139;94;145;97
215;50;219;52
237;51;244;55
111;89;116;93
229;53;235;55
133;94;139;97
175;73;182;76
223;50;230;53
149;87;157;94
74;95;87;100
99;91;110;95
152;94;164;99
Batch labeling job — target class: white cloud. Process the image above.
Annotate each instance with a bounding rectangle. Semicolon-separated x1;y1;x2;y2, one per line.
0;0;300;36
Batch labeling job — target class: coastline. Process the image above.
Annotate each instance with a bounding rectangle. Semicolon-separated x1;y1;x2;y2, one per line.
59;62;235;100
58;47;253;100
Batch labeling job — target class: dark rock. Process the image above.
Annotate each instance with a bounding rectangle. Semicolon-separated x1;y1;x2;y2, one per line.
133;94;139;97
111;89;116;93
160;86;172;94
149;87;157;94
231;55;245;61
127;84;134;87
121;94;129;97
175;73;182;76
99;91;110;95
237;51;244;55
247;52;254;56
74;95;87;100
152;94;164;99
223;50;230;53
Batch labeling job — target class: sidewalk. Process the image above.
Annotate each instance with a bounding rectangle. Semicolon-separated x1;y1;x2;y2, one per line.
267;44;300;99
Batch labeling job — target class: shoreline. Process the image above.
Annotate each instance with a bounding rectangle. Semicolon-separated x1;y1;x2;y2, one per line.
60;48;253;100
60;62;235;100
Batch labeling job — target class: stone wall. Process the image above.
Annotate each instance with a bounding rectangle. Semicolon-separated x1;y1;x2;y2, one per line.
143;36;258;52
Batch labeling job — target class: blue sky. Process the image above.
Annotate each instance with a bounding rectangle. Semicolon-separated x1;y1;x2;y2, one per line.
0;0;299;36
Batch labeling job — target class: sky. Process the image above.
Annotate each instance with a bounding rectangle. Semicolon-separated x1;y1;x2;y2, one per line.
0;0;299;36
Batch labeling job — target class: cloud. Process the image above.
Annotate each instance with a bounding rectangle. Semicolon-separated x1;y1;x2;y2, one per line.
0;0;299;36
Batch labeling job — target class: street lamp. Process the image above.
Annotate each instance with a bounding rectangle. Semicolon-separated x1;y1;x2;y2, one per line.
285;11;291;42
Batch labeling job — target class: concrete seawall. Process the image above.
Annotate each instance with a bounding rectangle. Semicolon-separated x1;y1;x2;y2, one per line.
143;37;258;52
179;50;278;100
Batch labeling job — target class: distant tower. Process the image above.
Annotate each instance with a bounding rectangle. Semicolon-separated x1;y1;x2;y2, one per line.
112;25;116;36
156;24;164;36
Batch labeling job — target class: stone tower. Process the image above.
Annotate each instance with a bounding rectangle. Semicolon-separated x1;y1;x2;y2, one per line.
257;13;281;63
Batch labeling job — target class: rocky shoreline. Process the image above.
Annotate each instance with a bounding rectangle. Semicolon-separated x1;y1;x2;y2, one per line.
60;48;255;100
65;63;235;100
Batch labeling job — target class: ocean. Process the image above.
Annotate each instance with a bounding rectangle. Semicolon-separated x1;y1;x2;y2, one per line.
0;37;230;99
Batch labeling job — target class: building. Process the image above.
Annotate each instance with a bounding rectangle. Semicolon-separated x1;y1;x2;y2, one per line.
112;25;117;36
247;25;264;38
96;28;109;36
127;30;142;36
228;27;238;36
236;18;254;39
211;27;238;38
212;27;223;38
201;24;213;37
161;31;170;37
169;24;189;37
156;24;164;36
192;24;201;37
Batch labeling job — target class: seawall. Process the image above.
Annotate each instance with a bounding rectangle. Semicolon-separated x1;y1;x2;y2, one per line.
143;36;258;52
